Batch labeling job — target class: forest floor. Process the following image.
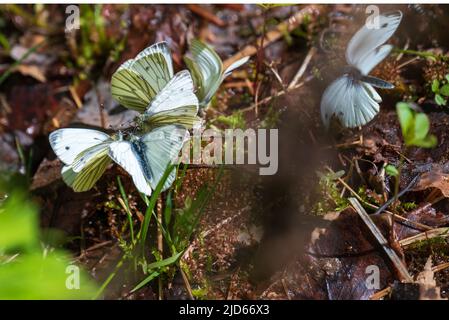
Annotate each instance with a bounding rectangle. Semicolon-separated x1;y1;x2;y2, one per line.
1;4;449;299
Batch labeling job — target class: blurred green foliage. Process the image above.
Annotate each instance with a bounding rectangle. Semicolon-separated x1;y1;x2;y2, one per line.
0;191;97;299
396;102;437;148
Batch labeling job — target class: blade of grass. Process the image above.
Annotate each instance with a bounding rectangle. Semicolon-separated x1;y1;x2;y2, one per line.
116;176;135;244
139;164;176;256
0;41;45;86
131;251;183;293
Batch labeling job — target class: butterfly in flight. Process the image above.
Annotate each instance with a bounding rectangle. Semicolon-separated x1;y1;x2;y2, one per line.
321;11;403;128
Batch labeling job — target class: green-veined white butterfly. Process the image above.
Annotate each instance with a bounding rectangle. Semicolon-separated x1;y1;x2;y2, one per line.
50;125;188;196
111;41;200;130
184;39;250;108
321;11;402;128
111;41;174;112
49;128;115;192
50;41;198;193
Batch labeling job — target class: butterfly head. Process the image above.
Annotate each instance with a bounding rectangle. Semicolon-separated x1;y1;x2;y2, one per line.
342;65;362;80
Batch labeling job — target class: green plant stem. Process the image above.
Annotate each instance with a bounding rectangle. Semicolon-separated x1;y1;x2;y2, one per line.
394;48;447;61
92;255;125;300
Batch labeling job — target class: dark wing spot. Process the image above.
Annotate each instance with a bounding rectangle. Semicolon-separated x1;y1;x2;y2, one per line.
65;146;70;150
381;23;388;28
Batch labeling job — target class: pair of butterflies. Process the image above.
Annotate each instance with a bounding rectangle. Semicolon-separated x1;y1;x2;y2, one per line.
50;41;249;195
321;10;403;128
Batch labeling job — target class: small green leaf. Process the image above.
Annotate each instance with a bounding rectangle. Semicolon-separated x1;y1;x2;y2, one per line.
396;102;414;138
414;113;430;140
385;165;399;177
440;84;449;97
435;93;447;106
445;74;449;82
412;135;437;148
431;79;440;93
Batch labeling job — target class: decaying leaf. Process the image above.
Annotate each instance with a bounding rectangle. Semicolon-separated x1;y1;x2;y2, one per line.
413;166;449;197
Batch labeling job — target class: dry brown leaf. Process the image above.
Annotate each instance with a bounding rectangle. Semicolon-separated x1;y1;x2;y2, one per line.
413;168;449;197
14;64;46;82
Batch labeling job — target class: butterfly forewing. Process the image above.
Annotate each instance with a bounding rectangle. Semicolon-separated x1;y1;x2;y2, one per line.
111;42;174;112
346;11;402;74
321;76;380;128
49;128;111;166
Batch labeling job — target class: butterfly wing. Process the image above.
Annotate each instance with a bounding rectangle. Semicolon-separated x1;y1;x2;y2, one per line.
61;143;112;192
223;56;250;78
136;125;187;191
111;60;155;112
143;70;199;129
111;42;174;112
108;140;153;196
49;128;111;166
346;11;402;75
321;75;381;128
131;41;174;96
187;39;223;106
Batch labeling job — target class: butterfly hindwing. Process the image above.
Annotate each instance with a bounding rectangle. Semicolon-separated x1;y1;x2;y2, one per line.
61;148;112;192
111;61;155;112
321;75;380;128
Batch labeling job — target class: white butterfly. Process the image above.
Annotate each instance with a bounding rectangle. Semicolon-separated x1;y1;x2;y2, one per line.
109;125;188;196
111;41;200;130
184;39;250;107
321;11;403;128
50;42;199;193
49;128;114;192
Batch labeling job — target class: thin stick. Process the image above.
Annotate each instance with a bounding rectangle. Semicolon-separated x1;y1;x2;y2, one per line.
432;261;449;273
179;265;195;300
288;47;316;89
241;76;313;113
372;175;420;216
399;227;449;248
349;198;413;282
325;166;432;231
370;286;392;300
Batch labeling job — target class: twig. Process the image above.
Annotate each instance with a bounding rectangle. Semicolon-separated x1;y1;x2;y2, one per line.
288;47;316;89
370;286;392;300
187;4;225;27
349;198;413;282
372;175;420;216
432;261;449;273
179;265;195;300
69;85;82;109
325;166;431;231
241;76;313;113
399;227;449;248
222;5;321;69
